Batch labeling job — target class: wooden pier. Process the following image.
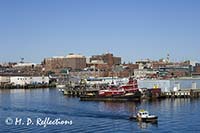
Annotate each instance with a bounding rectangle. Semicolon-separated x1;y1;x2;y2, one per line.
0;84;56;89
165;89;200;98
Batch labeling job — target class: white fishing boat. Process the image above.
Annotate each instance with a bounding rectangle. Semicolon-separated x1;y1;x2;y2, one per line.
129;109;158;122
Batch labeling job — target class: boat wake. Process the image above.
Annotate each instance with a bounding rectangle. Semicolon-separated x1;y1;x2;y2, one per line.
0;106;128;120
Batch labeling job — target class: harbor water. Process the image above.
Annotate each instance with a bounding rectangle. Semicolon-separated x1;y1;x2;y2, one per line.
0;88;200;132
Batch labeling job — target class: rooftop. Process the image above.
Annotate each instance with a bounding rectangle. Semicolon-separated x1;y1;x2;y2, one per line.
66;54;85;58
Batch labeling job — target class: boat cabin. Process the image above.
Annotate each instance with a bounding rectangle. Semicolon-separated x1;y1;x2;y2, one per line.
138;110;149;117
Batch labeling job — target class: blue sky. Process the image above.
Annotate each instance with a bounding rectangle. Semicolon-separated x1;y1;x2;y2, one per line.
0;0;200;63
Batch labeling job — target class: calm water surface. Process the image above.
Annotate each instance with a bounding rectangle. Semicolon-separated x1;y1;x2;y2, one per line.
0;88;200;132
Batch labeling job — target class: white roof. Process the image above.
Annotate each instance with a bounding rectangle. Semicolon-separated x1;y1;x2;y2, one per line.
66;54;85;58
13;62;36;67
52;56;65;58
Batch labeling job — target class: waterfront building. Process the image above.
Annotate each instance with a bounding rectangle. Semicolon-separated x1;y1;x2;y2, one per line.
0;74;50;86
138;78;200;92
10;76;49;85
13;62;36;68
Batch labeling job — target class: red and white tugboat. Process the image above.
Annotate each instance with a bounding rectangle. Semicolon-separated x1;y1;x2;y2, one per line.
80;77;142;101
98;77;140;97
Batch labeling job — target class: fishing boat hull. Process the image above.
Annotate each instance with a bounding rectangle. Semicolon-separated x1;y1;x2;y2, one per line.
129;116;158;122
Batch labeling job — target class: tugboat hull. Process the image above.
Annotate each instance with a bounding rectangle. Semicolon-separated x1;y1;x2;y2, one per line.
80;95;141;101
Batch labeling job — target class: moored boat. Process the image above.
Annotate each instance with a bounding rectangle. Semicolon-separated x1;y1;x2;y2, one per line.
80;77;142;101
98;77;140;97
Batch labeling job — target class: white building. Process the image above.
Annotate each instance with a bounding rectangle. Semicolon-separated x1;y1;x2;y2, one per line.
86;77;128;85
30;76;49;84
10;76;49;85
138;78;200;92
13;62;37;68
134;69;158;78
0;76;10;85
10;76;31;85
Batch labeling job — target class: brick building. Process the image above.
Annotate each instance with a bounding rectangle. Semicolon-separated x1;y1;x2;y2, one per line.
43;56;68;72
86;60;109;71
66;54;86;71
43;54;86;73
90;53;121;67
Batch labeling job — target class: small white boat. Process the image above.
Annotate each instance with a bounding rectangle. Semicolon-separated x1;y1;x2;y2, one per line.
129;109;158;122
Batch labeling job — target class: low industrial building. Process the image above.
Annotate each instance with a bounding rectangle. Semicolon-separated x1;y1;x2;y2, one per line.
0;75;49;86
138;78;200;92
10;76;49;85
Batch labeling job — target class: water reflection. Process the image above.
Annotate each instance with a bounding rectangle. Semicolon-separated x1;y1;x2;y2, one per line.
98;101;141;114
0;88;50;94
137;121;158;129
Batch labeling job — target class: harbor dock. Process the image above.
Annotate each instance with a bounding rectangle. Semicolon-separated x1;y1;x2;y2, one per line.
165;89;200;98
0;84;56;89
61;85;200;100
